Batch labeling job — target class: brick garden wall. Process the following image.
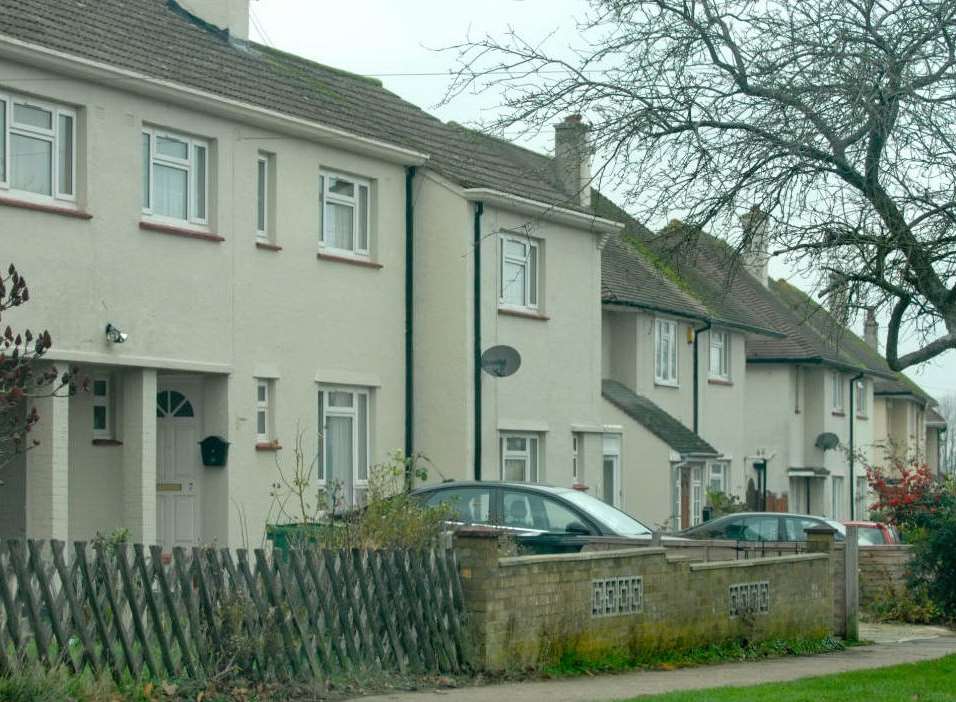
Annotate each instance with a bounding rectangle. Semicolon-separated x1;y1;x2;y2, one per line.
455;532;833;670
858;545;912;607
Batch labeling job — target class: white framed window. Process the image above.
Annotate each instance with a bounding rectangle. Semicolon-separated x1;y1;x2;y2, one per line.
256;153;274;241
142;127;209;225
707;461;728;494
691;465;703;526
794;367;802;414
855;379;867;418
499;234;540;310
318;386;370;506
571;433;580;482
655;318;679;385
831;371;844;412
831;476;845;520
0;92;76;203
255;379;273;443
500;432;539;482
709;330;730;380
320;171;370;256
671;465;682;530
92;375;112;440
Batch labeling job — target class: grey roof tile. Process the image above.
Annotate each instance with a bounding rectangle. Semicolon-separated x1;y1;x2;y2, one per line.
602;380;718;456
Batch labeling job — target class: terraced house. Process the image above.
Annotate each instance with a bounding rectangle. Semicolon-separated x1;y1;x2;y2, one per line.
0;0;620;547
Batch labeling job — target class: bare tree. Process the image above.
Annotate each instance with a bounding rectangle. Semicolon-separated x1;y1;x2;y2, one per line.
444;0;956;370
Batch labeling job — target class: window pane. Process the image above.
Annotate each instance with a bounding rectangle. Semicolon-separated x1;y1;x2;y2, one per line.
502;492;534;527
257;159;267;233
502;260;526;305
11;134;52;195
539;496;587;533
326;414;354;501
13;103;52;130
505;437;526;452
256;410;267;435
93;380;108;397
57;114;73;195
156;136;188;159
357;394;368;481
326;201;354;250
317;393;325;481
142;133;150;209
358;184;368;251
194;145;206;220
503;459;526;482
504;239;526;258
528;245;538;306
153;164;188;220
328;176;354;198
328;391;353;408
257;383;266;403
0;99;6;182
425;488;491;523
93;405;107;431
529;438;538;481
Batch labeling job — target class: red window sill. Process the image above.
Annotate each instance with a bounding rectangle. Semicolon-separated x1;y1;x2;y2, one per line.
92;438;123;446
0;195;93;220
316;252;383;269
256;241;282;251
256;442;282;451
832;411;846;417
140;220;225;242
707;378;733;386
498;307;550;322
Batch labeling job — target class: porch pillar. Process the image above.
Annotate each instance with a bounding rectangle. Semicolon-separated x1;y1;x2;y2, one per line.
25;391;70;541
122;368;157;545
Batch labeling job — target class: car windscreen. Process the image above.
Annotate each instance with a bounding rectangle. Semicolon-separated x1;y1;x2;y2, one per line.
558;491;652;536
857;526;886;545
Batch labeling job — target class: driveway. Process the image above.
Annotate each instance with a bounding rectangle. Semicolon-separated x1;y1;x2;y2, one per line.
358;625;956;702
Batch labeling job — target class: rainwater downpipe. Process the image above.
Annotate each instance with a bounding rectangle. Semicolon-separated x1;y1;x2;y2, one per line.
473;201;485;481
692;320;712;434
403;166;416;490
848;371;865;519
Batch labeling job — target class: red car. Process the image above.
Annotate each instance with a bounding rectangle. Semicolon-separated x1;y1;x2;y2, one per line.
843;520;901;545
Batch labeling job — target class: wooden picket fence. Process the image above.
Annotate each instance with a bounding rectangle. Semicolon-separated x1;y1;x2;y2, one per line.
0;539;470;682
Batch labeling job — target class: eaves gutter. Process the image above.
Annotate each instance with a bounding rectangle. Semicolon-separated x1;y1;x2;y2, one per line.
601;298;784;339
462;188;625;235
746;355;897;380
0;34;430;167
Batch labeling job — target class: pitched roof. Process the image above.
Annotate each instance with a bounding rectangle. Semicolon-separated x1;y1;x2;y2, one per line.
602;380;718;456
0;0;586;212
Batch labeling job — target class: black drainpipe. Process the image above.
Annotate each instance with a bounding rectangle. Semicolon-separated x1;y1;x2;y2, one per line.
848;371;865;519
692;321;711;434
473;202;485;481
403;166;416;490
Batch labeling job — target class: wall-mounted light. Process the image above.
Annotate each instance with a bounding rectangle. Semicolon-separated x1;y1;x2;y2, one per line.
105;323;128;344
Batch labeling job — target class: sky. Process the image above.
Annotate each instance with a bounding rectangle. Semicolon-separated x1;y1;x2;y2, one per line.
248;0;956;400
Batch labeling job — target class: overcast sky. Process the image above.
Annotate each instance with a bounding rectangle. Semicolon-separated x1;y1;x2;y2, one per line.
249;0;956;399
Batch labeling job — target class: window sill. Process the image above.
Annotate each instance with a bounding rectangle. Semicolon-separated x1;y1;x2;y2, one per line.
140;220;224;242
655;380;679;389
256;441;282;451
256;241;282;251
316;252;383;269
856;414;869;421
498;307;550;322
832;411;846;417
707;378;733;386
92;438;123;446
0;195;93;220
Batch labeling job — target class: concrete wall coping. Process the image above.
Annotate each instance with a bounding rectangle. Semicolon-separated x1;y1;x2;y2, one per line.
497;547;667;567
689;552;829;572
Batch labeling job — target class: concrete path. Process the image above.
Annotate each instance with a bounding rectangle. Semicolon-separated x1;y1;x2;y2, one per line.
359;626;956;702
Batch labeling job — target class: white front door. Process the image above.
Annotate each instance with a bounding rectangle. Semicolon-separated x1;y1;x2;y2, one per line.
602;434;622;508
156;384;200;550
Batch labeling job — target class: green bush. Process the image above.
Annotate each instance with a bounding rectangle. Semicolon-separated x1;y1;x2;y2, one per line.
866;583;943;624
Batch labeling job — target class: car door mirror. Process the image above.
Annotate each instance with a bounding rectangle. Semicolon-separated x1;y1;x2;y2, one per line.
565;521;593;536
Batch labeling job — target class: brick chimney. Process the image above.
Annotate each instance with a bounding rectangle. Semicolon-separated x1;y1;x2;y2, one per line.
740;206;769;286
178;0;250;40
554;115;592;208
864;307;879;350
827;271;849;326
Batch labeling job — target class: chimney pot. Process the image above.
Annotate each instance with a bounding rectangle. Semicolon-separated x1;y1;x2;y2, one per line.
864;307;879;351
740;207;769;287
554;115;592;208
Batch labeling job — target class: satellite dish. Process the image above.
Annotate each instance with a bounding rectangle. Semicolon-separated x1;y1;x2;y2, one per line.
481;345;521;378
815;432;840;450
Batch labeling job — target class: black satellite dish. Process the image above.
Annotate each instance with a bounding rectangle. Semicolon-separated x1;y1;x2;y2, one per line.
815;432;840;450
481;345;521;378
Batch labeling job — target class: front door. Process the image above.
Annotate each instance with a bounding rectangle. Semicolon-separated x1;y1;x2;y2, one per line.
602;434;622;508
156;385;200;550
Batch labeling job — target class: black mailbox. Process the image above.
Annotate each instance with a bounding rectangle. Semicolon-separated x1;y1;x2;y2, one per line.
199;436;230;467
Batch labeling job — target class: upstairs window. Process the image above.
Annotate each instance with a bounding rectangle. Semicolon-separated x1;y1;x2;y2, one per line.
655;318;678;385
709;330;730;380
256;154;271;241
142;128;209;225
499;234;540;309
831;371;844;413
0;93;75;202
92;375;112;440
320;171;370;256
855;379;867;418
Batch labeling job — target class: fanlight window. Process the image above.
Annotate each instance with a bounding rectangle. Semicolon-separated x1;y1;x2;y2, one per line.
156;390;194;418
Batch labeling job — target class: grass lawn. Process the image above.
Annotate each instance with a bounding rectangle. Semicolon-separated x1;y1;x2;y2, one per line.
627;654;956;701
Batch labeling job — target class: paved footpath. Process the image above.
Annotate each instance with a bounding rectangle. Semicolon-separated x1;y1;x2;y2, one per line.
359;626;956;702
